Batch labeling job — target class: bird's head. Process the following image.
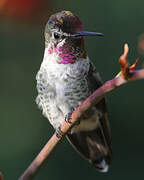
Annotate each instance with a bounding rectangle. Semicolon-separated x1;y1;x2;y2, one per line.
45;11;103;64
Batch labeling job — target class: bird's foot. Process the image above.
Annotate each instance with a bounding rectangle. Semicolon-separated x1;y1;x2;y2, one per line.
65;108;80;125
65;108;75;124
55;126;64;138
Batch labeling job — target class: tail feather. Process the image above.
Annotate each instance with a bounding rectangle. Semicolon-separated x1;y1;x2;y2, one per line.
66;127;112;172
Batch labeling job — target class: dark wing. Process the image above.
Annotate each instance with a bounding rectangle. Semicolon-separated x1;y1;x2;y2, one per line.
66;62;112;172
86;62;112;149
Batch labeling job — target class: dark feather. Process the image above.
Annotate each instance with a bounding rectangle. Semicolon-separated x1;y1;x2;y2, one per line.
66;62;112;172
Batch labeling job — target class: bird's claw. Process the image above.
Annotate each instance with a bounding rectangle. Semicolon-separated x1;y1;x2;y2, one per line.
55;126;64;138
65;108;75;124
65;108;80;125
65;112;72;124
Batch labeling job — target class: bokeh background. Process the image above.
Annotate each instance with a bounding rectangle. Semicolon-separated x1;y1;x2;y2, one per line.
0;0;144;179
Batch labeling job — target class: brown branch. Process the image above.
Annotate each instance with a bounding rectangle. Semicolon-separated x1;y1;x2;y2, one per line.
0;172;3;180
19;44;144;180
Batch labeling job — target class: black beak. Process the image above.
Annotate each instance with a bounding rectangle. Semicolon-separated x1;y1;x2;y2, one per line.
71;31;104;37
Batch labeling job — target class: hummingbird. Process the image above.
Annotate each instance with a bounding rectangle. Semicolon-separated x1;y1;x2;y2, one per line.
36;10;112;172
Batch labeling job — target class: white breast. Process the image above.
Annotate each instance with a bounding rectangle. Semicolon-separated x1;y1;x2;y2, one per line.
36;47;100;132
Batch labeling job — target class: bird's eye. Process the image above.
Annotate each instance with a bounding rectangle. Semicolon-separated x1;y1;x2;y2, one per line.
53;32;61;40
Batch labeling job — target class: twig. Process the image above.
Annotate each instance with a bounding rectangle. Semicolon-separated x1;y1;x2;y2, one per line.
19;44;144;180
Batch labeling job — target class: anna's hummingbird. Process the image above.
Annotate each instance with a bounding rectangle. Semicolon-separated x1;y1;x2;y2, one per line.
36;10;112;172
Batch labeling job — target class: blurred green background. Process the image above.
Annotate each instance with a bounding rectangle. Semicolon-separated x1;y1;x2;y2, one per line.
0;0;144;179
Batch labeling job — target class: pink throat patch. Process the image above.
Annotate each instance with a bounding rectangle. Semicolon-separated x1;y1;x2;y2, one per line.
48;46;75;64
